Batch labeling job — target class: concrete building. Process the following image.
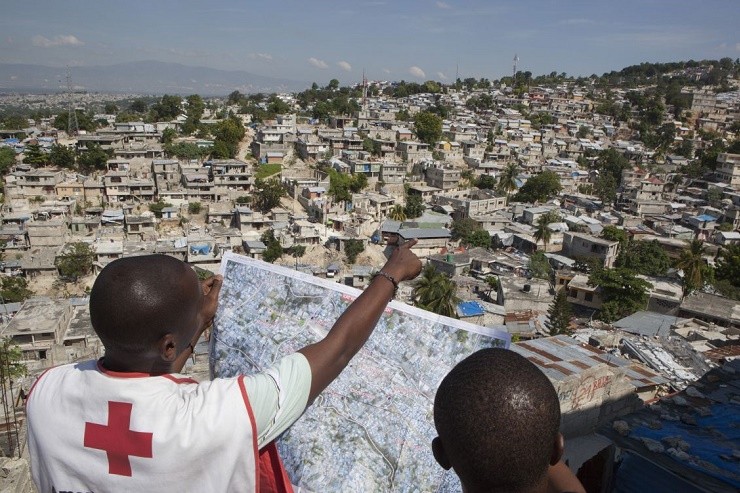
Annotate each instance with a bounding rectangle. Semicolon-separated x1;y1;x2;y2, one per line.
562;232;619;268
0;297;74;371
715;152;740;187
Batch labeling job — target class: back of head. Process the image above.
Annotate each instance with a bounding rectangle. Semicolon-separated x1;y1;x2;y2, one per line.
434;348;561;493
90;254;200;354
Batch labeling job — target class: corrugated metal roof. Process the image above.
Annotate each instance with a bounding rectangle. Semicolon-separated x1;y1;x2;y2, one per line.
512;335;667;387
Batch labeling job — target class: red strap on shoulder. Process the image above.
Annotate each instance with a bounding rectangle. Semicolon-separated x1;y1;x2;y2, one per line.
258;441;294;493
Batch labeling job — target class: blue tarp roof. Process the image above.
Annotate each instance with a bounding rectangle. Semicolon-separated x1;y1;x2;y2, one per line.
457;301;485;317
695;214;718;222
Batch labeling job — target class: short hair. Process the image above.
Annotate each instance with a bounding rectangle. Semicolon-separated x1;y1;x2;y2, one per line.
90;255;201;353
434;348;561;493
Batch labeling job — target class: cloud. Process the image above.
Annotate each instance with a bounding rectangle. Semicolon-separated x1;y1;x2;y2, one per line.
408;66;426;78
558;18;595;26
337;61;352;72
308;57;328;69
436;1;452;9
32;34;84;48
382;68;391;74
736;42;740;52
436;72;448;80
249;53;273;61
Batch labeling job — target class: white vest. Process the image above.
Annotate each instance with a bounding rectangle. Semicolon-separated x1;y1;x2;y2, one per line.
27;360;258;492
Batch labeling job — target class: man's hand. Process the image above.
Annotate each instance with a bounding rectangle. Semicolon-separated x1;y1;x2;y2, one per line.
199;274;223;330
380;239;422;283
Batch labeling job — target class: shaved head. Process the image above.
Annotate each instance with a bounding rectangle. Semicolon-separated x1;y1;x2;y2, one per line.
434;348;561;493
90;255;202;355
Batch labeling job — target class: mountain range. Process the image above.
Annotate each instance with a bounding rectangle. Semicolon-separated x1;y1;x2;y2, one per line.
0;61;309;96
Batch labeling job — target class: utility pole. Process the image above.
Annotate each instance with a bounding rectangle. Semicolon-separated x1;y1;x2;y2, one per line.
66;66;79;136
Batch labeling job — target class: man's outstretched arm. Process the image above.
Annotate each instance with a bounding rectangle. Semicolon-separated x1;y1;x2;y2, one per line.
299;240;422;402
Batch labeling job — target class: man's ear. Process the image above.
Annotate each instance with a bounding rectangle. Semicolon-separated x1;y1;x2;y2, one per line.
432;437;452;470
550;432;564;466
158;333;177;362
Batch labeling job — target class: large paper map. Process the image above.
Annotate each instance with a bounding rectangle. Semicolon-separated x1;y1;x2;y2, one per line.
211;252;510;492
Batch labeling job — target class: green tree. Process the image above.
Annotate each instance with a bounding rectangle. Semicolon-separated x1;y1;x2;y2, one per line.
476;174;497;190
0;276;32;302
148;199;173;218
55;242;95;282
129;99;149;113
715;244;740;286
451;217;482;242
182;94;205;135
49;144;76;169
1;115;27;130
593;173;617;205
162;127;177;145
23;144;48;166
601;225;629;248
413;264;459;318
534;212;559;251
165;142;210;160
212;117;245;159
413;111;443;145
344;239;365;265
589;267;652;322
528;251;552;281
396;109;410;122
466;230;492;248
362;138;382;157
595;148;630;186
288;244;306;269
150;95;183;121
77;144;111;173
349;172;368;193
104;103;118;114
485;276;499;300
261;230;283;263
546;290;573;335
497;163;520;203
188;202;202;215
404;194;424;219
253;178;285;213
327;169;352;203
388;205;407;221
675;239;713;296
0;147;17;175
713;244;740;299
513;171;562;203
617;240;671;277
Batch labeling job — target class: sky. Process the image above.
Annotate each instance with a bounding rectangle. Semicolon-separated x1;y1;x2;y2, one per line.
1;0;738;85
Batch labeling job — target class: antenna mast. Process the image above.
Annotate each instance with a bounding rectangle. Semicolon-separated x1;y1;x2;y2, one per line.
362;69;368;109
66;66;79;136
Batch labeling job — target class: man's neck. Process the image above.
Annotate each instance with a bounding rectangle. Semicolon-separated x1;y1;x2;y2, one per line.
101;351;172;375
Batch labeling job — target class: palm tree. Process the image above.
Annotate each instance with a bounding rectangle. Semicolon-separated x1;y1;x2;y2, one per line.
413;264;460;318
388;204;407;221
534;215;553;252
534;211;560;252
675;239;711;297
497;163;519;204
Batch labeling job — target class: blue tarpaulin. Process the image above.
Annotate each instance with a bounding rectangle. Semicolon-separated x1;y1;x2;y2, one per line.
457;301;485;318
190;244;211;255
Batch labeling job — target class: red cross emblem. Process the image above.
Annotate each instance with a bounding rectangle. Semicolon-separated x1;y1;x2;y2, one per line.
84;401;153;476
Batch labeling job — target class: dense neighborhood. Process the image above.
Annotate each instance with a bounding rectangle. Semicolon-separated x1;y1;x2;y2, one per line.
0;58;739;490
